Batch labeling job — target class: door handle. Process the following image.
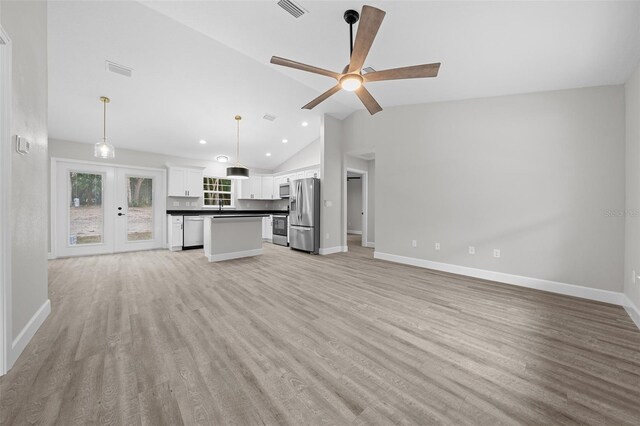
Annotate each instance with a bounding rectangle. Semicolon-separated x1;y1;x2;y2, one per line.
118;213;125;216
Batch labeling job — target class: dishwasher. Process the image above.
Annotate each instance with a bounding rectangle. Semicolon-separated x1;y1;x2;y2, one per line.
183;216;204;249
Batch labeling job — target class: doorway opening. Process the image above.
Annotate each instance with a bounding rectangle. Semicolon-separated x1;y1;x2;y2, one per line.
346;169;367;248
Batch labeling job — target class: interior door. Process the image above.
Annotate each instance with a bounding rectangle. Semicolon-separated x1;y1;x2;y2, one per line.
55;162;115;257
114;168;165;252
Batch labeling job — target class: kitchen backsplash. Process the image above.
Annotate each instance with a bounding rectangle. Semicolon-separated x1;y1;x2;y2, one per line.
167;197;288;211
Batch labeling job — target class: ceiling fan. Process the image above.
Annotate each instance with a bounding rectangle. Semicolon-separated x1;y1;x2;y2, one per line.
270;5;441;115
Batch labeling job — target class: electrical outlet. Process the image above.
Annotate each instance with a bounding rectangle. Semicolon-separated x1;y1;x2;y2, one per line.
493;249;501;258
325;233;330;240
411;240;417;248
434;242;441;250
468;246;475;255
172;201;179;207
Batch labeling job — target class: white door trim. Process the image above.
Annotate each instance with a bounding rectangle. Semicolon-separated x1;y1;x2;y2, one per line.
50;158;166;258
344;167;368;248
0;25;12;376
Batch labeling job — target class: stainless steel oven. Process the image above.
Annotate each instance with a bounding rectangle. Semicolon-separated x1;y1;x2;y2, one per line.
272;215;288;246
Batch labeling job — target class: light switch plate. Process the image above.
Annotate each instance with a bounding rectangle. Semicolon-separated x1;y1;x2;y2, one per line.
15;135;30;155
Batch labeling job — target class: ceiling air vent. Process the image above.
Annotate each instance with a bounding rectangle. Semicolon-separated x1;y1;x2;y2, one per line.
105;60;132;78
277;0;307;18
263;113;277;122
362;66;376;74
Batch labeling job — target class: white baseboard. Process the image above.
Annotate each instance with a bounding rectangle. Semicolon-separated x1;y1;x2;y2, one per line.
365;241;375;248
347;230;362;235
8;299;51;368
622;295;640;330
207;248;262;262
374;252;625;306
47;252;55;260
319;246;348;255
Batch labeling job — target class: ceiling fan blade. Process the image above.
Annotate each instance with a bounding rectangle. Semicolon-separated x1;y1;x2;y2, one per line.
302;84;342;110
364;63;441;82
348;6;386;73
271;56;340;80
355;86;383;115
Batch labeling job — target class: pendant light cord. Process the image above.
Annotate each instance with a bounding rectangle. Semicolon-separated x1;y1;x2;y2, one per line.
235;115;242;164
103;99;107;141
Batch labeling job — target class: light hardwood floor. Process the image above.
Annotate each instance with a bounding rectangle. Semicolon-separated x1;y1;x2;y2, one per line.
1;241;639;425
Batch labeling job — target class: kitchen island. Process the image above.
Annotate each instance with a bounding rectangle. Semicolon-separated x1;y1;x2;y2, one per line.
203;214;268;262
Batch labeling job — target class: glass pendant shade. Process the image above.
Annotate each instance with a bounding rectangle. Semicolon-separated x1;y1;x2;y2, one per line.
94;139;115;159
226;115;250;179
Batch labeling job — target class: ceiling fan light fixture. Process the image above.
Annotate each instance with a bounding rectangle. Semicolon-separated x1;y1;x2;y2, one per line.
340;74;363;91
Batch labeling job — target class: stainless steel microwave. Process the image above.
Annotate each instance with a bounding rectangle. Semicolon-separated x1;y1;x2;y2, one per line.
279;182;290;198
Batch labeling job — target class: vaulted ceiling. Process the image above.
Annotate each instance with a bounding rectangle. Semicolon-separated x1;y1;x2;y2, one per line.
48;1;640;169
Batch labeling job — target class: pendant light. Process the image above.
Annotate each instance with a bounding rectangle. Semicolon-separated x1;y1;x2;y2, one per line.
94;96;115;159
226;115;249;179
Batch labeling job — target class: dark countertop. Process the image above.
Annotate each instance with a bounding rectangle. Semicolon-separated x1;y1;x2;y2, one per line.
167;209;288;216
211;214;269;219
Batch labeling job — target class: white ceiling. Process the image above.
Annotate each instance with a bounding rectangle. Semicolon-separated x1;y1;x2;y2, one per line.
48;1;640;169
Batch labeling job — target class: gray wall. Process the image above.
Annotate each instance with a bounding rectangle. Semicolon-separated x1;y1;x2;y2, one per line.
320;115;344;250
626;64;640;308
273;138;320;173
3;1;50;338
340;85;626;292
347;178;362;233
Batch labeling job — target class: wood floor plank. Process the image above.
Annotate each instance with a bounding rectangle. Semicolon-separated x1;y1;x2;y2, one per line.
1;236;639;425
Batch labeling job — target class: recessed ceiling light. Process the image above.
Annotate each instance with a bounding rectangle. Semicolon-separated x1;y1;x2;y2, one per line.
216;155;229;163
266;153;272;157
301;121;308;127
199;139;207;145
282;139;288;143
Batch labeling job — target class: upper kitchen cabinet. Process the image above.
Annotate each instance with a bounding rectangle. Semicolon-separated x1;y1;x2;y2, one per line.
261;176;274;200
239;175;263;199
168;167;204;197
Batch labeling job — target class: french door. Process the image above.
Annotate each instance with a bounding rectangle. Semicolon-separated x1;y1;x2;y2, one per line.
54;161;165;257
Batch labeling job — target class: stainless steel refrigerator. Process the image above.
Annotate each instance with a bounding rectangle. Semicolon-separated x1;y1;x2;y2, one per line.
289;177;320;254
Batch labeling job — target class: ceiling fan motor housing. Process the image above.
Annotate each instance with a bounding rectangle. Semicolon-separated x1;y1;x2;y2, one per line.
343;9;360;24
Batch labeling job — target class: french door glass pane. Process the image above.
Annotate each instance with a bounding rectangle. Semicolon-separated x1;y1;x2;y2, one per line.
69;172;103;245
127;176;153;241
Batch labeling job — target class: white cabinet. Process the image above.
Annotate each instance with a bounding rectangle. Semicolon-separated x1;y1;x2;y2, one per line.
261;176;274;199
168;215;183;251
238;166;320;200
262;215;273;241
239;175;276;199
240;176;263;199
168;167;203;197
186;170;203;198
